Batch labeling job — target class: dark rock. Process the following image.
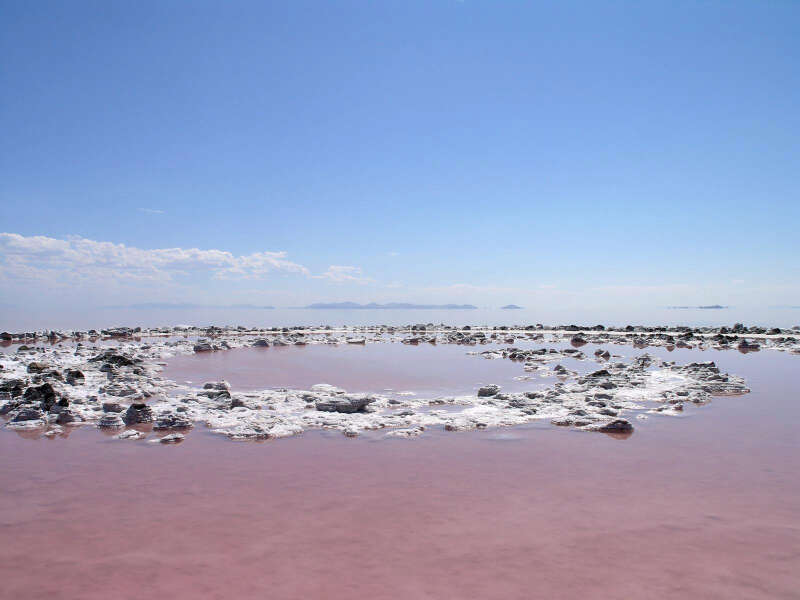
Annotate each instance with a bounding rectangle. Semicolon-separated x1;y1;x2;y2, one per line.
89;351;138;367
122;402;154;425
98;413;125;428
315;394;374;413
0;378;26;398
65;369;85;385
23;383;58;410
11;407;44;422
153;413;193;429
477;385;501;397
737;339;760;352
56;409;80;424
588;369;610;378
591;418;633;432
570;335;588;347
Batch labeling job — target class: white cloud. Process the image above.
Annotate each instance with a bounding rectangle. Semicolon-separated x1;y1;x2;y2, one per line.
0;232;309;284
138;208;165;215
314;265;372;283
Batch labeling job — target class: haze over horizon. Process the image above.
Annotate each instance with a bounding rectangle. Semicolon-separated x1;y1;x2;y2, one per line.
2;1;799;325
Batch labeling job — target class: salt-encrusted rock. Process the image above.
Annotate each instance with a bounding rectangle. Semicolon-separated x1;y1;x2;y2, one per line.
315;394;374;413
98;413;125;428
122;402;154;425
157;433;184;444
26;362;49;374
0;378;26;398
102;402;124;413
477;384;501;397
570;335;588;347
118;429;145;440
65;369;85;385
737;339;760;352
202;388;231;400
56;409;80;424
89;351;138;367
0;398;22;415
203;381;230;391
153;413;193;429
101;327;135;338
253;339;270;347
100;383;141;397
385;426;424;438
594;349;611;359
23;383;58;410
581;418;634;433
10;406;44;422
346;338;366;344
200;381;231;399
193;342;213;353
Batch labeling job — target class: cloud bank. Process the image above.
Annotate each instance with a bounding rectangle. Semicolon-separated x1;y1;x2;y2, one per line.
0;233;312;284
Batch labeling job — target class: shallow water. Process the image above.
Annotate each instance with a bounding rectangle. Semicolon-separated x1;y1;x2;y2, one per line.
1;344;799;599
162;340;564;396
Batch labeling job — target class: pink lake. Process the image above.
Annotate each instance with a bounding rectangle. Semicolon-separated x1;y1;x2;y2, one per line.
1;343;799;599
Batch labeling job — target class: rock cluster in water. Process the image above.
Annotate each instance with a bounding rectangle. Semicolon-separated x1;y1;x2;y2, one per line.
1;322;793;443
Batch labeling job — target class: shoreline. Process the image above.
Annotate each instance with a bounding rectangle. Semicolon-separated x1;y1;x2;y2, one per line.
2;321;799;342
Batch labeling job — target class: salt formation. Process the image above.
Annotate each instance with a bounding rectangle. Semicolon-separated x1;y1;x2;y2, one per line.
0;322;790;443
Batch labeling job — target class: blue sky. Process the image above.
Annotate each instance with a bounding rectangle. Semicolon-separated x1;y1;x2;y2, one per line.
1;0;799;312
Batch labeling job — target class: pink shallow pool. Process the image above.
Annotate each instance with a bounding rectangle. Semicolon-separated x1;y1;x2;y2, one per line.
160;340;560;395
1;345;799;599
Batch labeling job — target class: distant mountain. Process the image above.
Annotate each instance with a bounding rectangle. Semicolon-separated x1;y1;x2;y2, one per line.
667;305;728;310
500;304;523;309
112;303;275;310
304;302;478;310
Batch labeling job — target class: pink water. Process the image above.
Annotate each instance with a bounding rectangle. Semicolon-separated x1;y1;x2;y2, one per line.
1;345;799;599
162;341;558;395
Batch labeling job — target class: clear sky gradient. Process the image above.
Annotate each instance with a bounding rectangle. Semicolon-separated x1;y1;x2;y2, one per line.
1;0;799;316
